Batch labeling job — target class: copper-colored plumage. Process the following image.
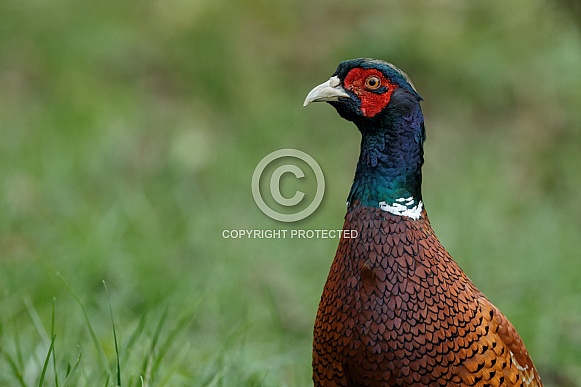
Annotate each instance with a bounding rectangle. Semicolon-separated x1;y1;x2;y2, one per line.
313;205;542;386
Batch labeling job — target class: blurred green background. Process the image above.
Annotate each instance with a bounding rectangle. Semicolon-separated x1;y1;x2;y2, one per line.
1;0;580;385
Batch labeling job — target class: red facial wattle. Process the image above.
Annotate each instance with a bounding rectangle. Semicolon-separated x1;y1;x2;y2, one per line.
343;68;398;118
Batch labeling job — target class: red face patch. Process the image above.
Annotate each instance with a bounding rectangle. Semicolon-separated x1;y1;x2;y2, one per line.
343;68;398;118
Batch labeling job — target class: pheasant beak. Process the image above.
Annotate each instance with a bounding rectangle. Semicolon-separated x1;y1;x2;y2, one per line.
303;76;349;106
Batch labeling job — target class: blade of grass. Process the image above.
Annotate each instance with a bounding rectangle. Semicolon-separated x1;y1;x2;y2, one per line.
103;281;121;387
151;299;203;385
12;312;25;376
24;296;50;345
61;346;82;387
0;301;27;386
149;311;195;383
57;273;109;374
51;298;60;387
24;296;53;380
141;308;168;385
38;335;56;387
140;303;203;385
121;311;147;368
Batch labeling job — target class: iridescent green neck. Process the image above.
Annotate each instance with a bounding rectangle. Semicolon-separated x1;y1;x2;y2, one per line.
347;104;425;219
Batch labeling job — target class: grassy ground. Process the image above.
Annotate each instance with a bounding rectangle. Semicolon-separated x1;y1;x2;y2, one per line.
1;0;581;385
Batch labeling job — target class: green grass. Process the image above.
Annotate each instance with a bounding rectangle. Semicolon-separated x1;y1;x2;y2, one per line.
1;0;581;385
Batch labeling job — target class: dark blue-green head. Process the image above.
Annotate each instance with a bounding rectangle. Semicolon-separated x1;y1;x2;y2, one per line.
304;58;427;220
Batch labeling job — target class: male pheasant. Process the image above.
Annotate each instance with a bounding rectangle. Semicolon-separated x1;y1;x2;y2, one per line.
304;58;542;386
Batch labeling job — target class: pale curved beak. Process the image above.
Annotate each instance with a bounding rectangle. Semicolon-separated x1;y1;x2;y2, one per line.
303;76;349;106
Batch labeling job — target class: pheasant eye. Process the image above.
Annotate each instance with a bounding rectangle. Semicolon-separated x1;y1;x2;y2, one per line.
365;76;381;90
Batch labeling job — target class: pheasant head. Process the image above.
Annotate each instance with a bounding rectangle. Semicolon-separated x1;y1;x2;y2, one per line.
305;58;426;220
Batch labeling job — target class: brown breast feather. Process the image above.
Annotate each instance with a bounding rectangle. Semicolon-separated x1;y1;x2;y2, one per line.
313;206;542;386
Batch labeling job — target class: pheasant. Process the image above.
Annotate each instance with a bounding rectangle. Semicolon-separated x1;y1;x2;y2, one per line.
304;58;542;386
